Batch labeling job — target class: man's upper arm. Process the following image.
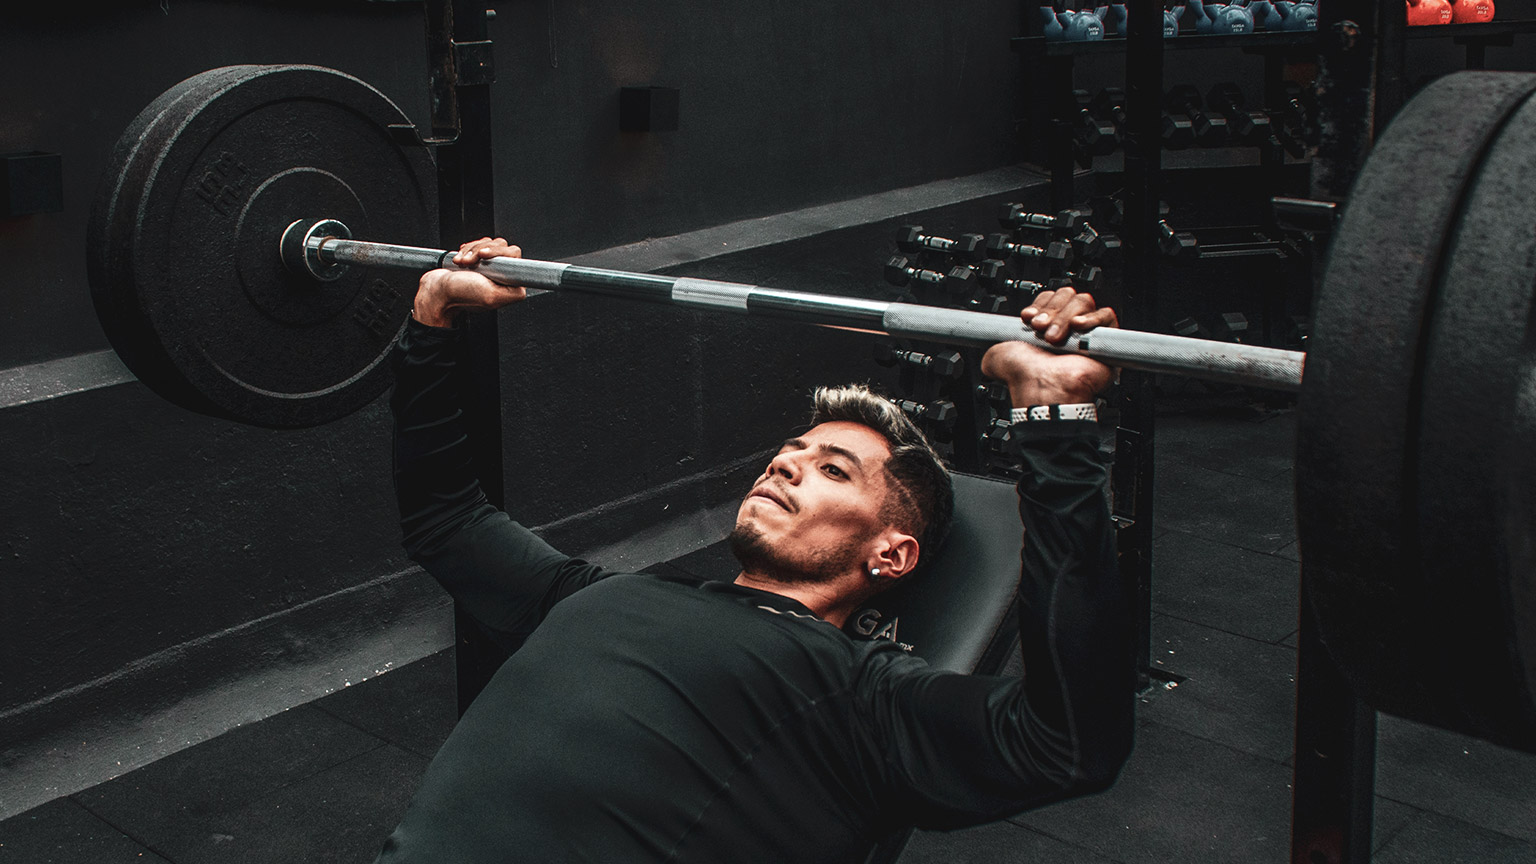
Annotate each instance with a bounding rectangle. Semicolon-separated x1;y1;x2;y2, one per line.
854;421;1133;828
854;654;1082;828
409;504;613;644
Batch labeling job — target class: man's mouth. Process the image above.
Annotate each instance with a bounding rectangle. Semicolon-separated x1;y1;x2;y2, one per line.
749;486;793;511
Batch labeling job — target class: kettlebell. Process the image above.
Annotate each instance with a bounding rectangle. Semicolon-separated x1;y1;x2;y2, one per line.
1406;0;1454;25
1274;1;1319;30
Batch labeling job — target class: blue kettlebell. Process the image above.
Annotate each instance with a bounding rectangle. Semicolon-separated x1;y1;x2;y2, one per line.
1095;4;1129;37
1249;0;1283;29
1060;8;1106;40
1275;1;1319;30
1187;0;1211;31
1037;6;1065;40
1165;5;1187;36
1196;1;1255;33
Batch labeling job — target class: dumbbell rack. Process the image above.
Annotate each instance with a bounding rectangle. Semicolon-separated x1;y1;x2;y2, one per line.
1012;32;1315;212
1016;6;1322;712
873;205;1125;480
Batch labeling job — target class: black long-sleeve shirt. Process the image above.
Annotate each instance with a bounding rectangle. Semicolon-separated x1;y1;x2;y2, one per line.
375;319;1133;864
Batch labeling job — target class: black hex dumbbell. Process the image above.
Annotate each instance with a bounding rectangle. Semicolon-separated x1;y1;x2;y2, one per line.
1206;82;1274;145
884;256;977;296
894;225;987;263
1089;87;1129;136
1286;314;1310;348
1162;109;1195;150
997;203;1092;233
1061;265;1104;292
968;294;1007;314
1158;220;1198;258
1269;120;1308;159
1172;316;1212;340
1090;195;1169;230
1213;311;1250;343
1279;81;1316;131
872;344;965;379
1166;84;1230;148
982;417;1015;456
893;398;957;442
974;260;1045;301
1069;222;1124;263
1090;195;1125;229
976;261;1102;300
984;233;1074;268
976;381;1011;412
1072;89;1119;157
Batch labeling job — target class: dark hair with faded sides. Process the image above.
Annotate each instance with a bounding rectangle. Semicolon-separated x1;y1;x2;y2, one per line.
808;384;954;565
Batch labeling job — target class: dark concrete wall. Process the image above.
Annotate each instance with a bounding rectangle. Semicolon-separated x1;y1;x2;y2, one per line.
0;1;1028;742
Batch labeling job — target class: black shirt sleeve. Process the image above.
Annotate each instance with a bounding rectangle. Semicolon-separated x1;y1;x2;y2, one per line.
855;420;1134;828
391;319;615;650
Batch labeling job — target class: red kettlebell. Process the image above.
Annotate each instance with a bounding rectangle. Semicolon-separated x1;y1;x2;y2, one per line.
1406;0;1453;25
1450;0;1495;22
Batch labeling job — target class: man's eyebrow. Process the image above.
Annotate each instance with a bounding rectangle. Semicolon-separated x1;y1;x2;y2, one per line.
781;437;866;475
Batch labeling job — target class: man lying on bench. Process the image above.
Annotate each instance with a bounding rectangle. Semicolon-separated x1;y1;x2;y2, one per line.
375;238;1134;863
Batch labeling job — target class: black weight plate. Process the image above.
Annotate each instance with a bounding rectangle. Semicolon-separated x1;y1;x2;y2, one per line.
89;66;261;412
88;65;436;427
1415;84;1536;752
1298;72;1536;730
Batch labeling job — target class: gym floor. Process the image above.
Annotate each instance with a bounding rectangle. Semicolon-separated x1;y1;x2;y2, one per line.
5;398;1535;864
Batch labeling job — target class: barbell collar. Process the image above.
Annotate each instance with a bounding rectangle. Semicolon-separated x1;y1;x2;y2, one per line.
296;219;1304;392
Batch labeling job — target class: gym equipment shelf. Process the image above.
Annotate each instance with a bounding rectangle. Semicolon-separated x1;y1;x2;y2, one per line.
1011;18;1536;57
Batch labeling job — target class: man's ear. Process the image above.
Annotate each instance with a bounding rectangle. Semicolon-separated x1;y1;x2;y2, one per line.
869;530;921;584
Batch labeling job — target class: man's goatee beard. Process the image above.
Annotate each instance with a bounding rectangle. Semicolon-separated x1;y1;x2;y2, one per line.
728;522;860;586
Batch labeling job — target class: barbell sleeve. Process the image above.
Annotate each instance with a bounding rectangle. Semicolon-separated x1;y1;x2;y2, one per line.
301;222;1305;392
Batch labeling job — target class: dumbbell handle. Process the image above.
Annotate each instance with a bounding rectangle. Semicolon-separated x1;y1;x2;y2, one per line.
296;220;1304;391
1004;211;1066;230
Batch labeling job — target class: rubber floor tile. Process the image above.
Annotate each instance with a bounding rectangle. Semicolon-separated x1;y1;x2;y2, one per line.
111;744;426;864
1155;408;1296;482
1010;721;1293;864
1153;465;1295;556
902;818;1123;864
1152;530;1299;643
313;650;457;760
1139;615;1297;763
1375;713;1536;844
1371;798;1423;853
1270;539;1300;562
1374;810;1536;864
74;705;382;842
0;796;168;864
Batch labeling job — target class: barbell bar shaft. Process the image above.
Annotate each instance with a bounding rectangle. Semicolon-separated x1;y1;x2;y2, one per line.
298;220;1305;391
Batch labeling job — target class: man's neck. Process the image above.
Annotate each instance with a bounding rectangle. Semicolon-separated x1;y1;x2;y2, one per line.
733;571;865;629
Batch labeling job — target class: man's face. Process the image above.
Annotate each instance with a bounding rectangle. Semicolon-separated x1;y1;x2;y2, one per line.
730;421;893;584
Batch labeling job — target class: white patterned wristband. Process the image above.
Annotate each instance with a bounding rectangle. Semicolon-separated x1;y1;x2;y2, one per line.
1011;403;1098;423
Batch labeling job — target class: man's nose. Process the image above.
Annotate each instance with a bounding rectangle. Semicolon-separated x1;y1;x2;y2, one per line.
768;451;803;482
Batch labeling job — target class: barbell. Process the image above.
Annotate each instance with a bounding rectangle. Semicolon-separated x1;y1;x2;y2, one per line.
85;64;1536;753
277;214;1304;392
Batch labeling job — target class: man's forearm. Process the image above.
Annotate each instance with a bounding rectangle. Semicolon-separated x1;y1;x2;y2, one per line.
391;319;489;555
1012;421;1135;789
